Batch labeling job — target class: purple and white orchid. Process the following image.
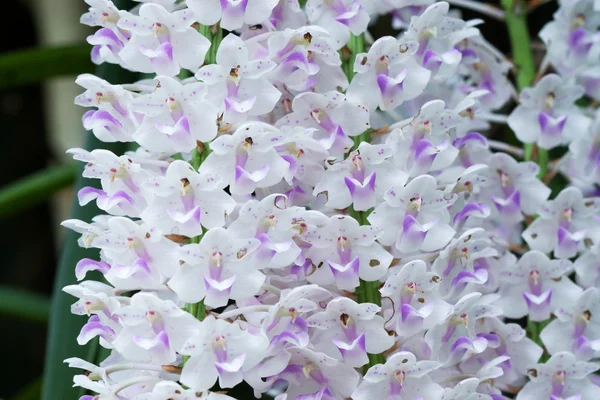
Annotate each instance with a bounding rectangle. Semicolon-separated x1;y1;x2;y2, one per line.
61;1;600;400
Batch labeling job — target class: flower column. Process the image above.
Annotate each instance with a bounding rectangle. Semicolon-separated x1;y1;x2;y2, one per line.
342;32;384;369
501;0;548;176
183;23;223;322
501;0;548;345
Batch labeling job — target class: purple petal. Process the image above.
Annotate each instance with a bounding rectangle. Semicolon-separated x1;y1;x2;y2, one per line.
332;333;368;367
75;258;111;280
452;132;488;149
524;289;552;321
78;187;106;206
77;315;115;345
453;202;490;224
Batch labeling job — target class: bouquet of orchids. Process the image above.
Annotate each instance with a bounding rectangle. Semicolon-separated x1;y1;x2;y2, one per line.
62;0;600;398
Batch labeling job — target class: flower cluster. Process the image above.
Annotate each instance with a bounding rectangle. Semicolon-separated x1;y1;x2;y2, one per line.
64;0;600;399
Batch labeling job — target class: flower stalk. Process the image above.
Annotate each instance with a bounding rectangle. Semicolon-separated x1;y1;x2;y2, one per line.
502;0;548;178
344;33;385;369
503;0;550;345
342;33;364;82
183;24;222;323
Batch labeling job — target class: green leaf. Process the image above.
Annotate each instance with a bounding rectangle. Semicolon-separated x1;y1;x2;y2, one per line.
0;164;77;219
0;44;93;89
13;377;43;400
0;285;50;323
41;3;140;397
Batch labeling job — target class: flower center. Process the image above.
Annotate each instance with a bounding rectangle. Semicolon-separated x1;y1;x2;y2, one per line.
529;269;541;285
146;310;160;324
562;207;573;222
211;251;223;268
450;312;469;326
574;13;586;28
544;92;555;109
409;196;422;212
339;313;351;327
403;282;416;295
180;177;192;196
394;370;406;384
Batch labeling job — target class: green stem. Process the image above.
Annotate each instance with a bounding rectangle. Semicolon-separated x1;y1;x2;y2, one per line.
502;0;535;90
349;206;385;368
182;25;223;325
341;33;364;83
527;317;539;344
503;0;553;356
342;33;384;369
501;0;548;172
200;23;223;66
351;128;373;153
191;141;210;172
528;317;551;359
537;145;549;179
0;164;77;219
